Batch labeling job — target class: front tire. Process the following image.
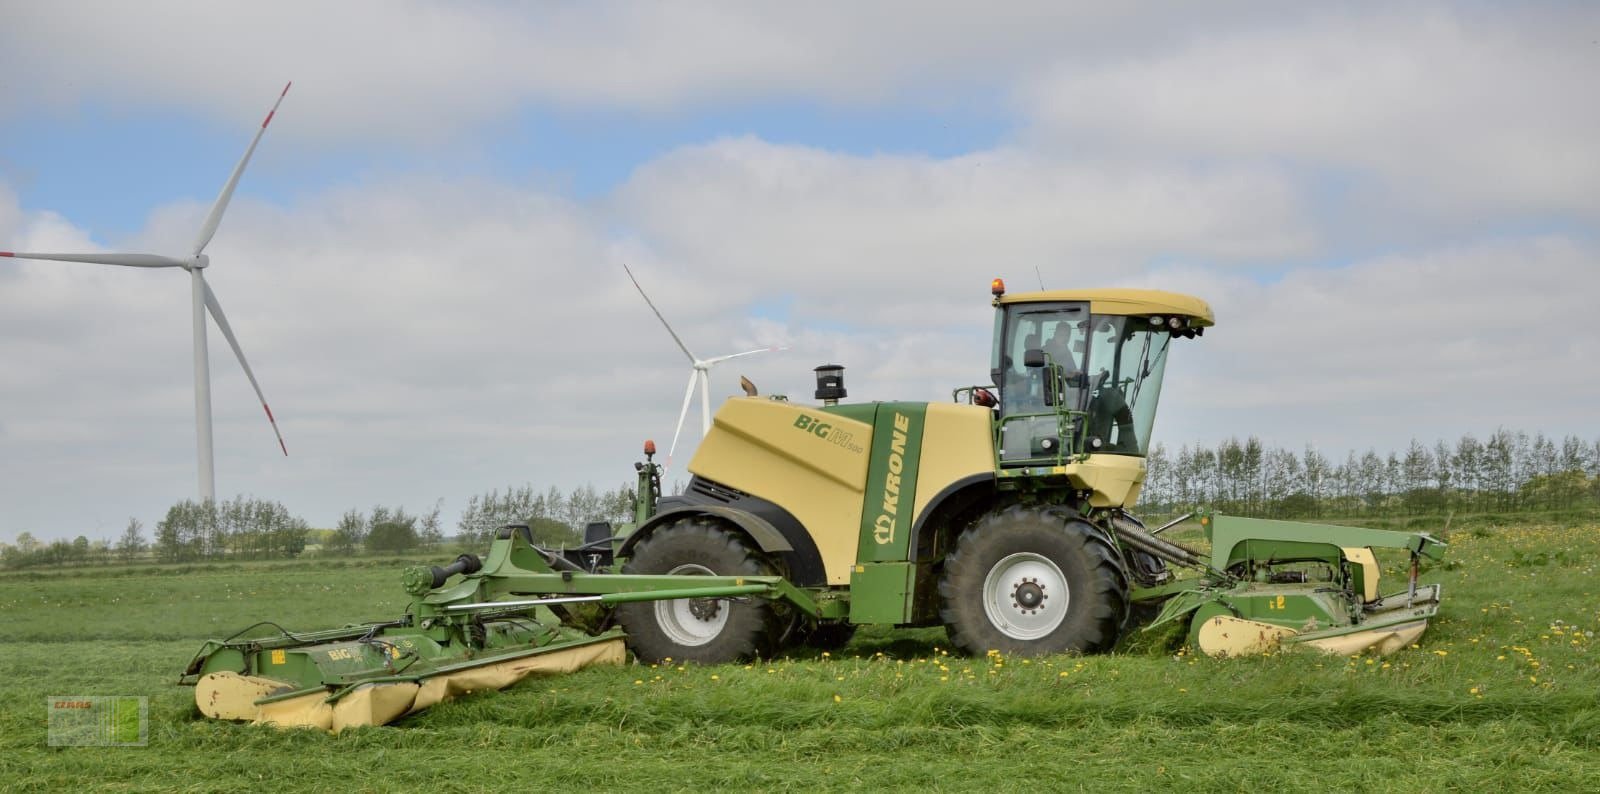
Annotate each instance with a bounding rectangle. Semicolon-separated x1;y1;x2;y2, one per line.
614;518;777;664
939;505;1128;656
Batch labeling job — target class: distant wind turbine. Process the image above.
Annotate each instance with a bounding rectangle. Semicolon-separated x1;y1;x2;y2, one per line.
623;264;784;466
0;82;292;504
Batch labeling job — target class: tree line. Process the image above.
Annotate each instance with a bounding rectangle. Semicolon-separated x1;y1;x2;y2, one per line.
7;430;1597;570
2;483;640;570
1142;430;1600;519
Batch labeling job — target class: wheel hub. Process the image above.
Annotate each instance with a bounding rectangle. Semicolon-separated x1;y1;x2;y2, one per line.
1012;578;1047;612
687;598;722;621
982;552;1070;640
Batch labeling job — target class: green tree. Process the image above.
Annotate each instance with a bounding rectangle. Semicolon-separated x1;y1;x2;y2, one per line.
525;517;576;546
1400;440;1436;512
1455;434;1483;505
1302;445;1330;517
419;500;445;547
116;518;147;563
1432;440;1456;510
1519;471;1590;511
330;509;366;555
366;519;419;554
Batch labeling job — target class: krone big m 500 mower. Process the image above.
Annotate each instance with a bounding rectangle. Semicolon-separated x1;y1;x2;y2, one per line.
183;281;1444;729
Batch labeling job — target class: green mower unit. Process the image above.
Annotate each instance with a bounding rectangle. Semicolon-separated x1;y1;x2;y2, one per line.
1142;513;1445;657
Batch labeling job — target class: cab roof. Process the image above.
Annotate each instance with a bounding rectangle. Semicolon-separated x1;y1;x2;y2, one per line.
998;288;1215;327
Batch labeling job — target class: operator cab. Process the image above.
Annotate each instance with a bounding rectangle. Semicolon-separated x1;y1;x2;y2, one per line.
989;286;1213;467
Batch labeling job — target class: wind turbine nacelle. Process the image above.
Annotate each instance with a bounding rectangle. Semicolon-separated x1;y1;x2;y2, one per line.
189;254;211;270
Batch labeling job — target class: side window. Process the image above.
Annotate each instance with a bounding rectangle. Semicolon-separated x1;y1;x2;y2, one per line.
998;304;1088;420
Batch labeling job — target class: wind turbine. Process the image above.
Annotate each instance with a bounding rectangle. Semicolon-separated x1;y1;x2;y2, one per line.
623;264;783;466
1;83;292;504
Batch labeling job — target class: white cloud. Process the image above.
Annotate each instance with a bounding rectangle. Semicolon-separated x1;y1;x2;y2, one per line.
0;2;1274;141
1149;236;1600;454
614;137;1317;320
1021;5;1600;221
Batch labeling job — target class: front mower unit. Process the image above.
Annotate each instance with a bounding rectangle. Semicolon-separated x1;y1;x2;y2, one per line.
1144;515;1446;657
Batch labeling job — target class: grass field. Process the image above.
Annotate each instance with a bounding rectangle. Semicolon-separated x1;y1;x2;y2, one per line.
2;521;1597;792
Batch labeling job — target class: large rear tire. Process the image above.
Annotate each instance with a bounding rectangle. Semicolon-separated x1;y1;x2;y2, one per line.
939;505;1128;656
614;518;778;664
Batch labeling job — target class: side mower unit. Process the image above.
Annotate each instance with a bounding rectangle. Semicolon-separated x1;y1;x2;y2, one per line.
1141;514;1445;657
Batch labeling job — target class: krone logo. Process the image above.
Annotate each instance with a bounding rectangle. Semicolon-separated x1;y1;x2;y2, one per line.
872;412;912;545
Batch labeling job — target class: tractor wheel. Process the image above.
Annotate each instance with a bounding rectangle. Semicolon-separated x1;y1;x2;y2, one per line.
615;518;778;664
939;505;1128;656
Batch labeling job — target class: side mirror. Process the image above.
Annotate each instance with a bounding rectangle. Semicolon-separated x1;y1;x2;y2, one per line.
1023;348;1046;368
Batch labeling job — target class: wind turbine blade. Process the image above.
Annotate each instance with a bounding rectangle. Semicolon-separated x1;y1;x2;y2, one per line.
622;263;697;364
666;370;698;468
700;346;786;366
191;81;291;256
202;281;288;455
0;251;186;268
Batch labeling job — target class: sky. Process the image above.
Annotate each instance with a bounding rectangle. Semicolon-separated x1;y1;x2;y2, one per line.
2;1;1597;541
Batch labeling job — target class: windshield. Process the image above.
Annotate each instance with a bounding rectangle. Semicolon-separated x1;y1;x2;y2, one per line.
1082;316;1170;456
991;304;1173;462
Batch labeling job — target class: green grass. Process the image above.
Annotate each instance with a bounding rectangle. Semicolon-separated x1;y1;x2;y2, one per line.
2;522;1597;791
